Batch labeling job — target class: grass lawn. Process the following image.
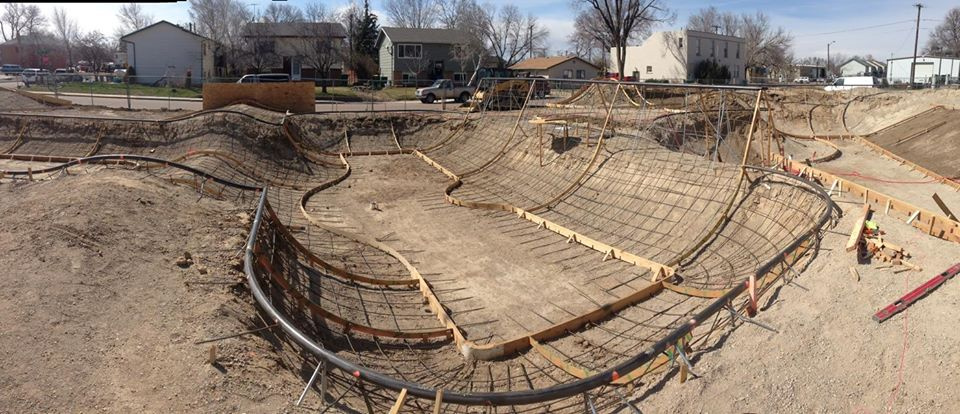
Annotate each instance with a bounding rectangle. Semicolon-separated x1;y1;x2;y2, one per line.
55;82;202;98
315;86;416;101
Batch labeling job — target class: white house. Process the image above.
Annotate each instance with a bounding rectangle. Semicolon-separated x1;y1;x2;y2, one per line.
610;29;745;83
838;57;884;77
120;20;215;85
886;56;960;85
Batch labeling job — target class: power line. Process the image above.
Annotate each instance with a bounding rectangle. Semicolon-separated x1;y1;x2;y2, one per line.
795;20;914;37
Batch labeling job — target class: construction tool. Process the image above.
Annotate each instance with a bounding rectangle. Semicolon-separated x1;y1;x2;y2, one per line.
873;263;960;323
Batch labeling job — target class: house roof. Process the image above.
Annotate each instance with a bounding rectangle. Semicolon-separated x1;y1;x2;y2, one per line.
376;27;472;47
242;22;347;38
0;33;59;46
841;57;885;71
120;20;212;42
508;56;599;71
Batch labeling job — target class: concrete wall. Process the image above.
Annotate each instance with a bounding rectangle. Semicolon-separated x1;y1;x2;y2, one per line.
887;57;960;84
124;22;212;84
202;81;315;113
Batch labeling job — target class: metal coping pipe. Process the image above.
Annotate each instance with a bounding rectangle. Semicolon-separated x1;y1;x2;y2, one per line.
242;165;837;406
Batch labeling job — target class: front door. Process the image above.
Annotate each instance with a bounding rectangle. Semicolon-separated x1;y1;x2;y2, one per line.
433;60;444;80
291;56;302;81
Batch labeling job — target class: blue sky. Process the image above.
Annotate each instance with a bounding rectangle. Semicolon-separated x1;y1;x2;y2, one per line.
30;0;958;60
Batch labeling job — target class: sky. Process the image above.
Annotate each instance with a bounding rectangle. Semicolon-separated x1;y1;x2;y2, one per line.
23;0;959;61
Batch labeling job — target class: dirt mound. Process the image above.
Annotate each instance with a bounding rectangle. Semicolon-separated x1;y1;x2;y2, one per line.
0;169;305;412
0;88;50;111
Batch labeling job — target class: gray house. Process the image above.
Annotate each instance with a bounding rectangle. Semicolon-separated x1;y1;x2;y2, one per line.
375;27;474;86
120;20;215;85
242;22;347;81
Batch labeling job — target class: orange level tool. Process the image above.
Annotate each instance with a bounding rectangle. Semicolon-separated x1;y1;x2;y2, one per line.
873;263;960;323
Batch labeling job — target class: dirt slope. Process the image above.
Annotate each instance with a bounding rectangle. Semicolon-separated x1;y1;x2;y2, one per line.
0;169;307;413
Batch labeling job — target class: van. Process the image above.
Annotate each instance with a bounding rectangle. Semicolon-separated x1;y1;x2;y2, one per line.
2;64;23;75
237;73;290;84
824;76;878;91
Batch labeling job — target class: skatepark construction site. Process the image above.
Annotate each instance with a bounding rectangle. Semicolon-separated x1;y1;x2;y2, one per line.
2;80;960;413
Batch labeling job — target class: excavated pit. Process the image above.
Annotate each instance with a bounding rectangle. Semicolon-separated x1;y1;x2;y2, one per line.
0;82;837;412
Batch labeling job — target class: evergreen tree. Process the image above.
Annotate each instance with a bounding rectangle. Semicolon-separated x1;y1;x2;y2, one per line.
347;0;379;79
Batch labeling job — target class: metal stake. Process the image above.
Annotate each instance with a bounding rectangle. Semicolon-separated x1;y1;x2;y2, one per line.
296;360;325;406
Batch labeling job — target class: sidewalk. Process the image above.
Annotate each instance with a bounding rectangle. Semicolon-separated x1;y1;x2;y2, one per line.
27;90;201;102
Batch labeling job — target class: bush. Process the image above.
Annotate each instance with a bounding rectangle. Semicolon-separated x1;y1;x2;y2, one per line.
692;60;731;84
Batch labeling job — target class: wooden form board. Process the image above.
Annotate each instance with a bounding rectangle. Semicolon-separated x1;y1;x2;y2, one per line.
776;154;960;243
202;81;315;113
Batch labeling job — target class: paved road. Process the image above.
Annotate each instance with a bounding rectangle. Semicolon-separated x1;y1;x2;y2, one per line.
2;80;457;113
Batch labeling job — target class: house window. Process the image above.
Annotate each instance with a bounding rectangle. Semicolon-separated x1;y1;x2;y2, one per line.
710;39;715;57
397;44;422;59
696;38;701;56
453;72;467;83
632;70;640;79
736;43;740;59
646;66;652;74
678;38;683;48
724;41;728;58
562;69;573;79
576;69;586;79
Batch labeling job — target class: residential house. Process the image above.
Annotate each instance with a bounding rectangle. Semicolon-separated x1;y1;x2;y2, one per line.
792;64;826;80
610;29;746;83
839;57;885;77
508;56;600;80
120;20;215;85
242;22;347;81
886;55;960;85
0;33;67;69
376;27;475;86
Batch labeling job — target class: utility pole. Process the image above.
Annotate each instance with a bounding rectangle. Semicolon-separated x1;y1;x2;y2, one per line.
827;41;835;78
910;3;923;87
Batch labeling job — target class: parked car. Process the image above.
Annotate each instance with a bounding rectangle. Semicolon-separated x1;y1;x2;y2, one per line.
53;68;80;82
237;73;290;83
793;76;810;83
2;64;23;75
824;76;878;91
20;68;50;85
415;79;474;104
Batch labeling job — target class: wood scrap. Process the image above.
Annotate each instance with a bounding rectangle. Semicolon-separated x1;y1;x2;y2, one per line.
849;266;860;282
932;193;957;221
846;204;871;252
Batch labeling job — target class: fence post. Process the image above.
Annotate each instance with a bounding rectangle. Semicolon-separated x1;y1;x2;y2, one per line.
126;77;132;110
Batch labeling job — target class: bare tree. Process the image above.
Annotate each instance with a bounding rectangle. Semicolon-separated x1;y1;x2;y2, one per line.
75;30;111;74
437;0;481;30
740;11;792;79
190;0;252;75
569;10;611;70
686;6;738;36
294;2;346;93
262;3;304;23
926;7;960;57
478;5;548;68
2;4;46;65
577;0;672;78
118;3;154;33
384;0;438;28
52;7;78;66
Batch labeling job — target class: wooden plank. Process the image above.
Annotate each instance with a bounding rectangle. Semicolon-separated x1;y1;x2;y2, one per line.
933;193;957;221
846;204;871;252
849;266;860;282
432;389;443;414
388;388;408;414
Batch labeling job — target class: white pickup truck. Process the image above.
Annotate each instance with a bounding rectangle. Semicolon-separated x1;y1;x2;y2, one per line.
415;79;474;104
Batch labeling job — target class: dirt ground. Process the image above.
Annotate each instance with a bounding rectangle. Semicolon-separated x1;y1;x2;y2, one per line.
635;189;960;413
0;168;309;413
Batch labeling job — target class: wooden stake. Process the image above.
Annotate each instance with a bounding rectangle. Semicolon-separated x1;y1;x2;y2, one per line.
432;389;444;414
388;388;408;414
906;210;920;225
